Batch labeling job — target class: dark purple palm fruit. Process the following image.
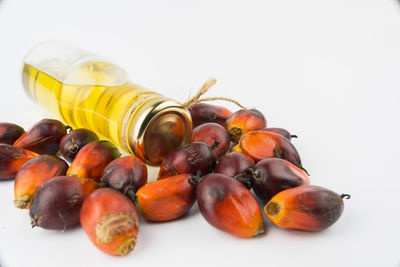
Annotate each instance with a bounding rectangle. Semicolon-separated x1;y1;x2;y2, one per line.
250;158;310;202
158;140;219;179
29;176;98;230
100;155;148;201
0;123;25;144
59;128;99;163
188;103;232;128
13;119;68;155
214;152;254;188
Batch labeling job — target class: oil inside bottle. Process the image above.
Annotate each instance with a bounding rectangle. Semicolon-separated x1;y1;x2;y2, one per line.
21;60;160;149
21;41;192;165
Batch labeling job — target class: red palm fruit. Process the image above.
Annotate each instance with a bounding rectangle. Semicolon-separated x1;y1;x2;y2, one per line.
135;174;195;221
67;140;120;182
262;127;297;140
60;128;99;163
239;131;303;169
100;156;148;198
188;103;232;128
14;155;68;209
0;123;25;144
0;144;38;180
196;173;264;238
80;188;139;256
191;123;230;157
158;142;218;179
264;185;350;231
226;109;266;143
250;158;309;202
29;176;98;230
214;152;254;188
13;119;68;155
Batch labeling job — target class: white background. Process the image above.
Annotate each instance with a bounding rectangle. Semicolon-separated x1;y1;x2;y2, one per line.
0;0;399;266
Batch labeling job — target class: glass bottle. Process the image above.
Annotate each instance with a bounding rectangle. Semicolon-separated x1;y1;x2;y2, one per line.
21;41;192;165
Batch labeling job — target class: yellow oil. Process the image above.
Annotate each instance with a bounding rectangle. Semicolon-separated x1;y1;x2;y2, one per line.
21;61;160;148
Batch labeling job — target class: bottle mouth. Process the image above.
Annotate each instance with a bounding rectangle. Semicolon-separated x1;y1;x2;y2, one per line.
125;98;192;166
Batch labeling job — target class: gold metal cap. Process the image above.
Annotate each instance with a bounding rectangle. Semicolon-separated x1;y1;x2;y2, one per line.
126;97;192;165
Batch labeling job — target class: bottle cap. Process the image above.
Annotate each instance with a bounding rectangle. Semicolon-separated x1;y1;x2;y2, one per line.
122;96;192;165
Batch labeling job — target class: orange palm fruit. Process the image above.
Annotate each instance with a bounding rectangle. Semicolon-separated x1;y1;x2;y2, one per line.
264;185;350;231
196;173;264;238
80;188;139;256
14;155;68;209
239;131;303;169
0;144;38;180
67;140;120;182
135;174;196;221
226;109;266;143
188;103;232;128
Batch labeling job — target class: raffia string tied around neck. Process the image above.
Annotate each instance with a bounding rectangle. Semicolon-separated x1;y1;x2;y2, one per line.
183;78;246;109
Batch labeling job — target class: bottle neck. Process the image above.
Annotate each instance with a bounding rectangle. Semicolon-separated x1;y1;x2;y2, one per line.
123;97;192;166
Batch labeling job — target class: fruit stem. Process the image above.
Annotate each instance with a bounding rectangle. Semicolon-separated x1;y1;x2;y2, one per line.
189;170;202;186
66;126;73;134
299;165;310;176
125;188;137;203
250;167;262;182
210;137;220;150
341;194;351;200
234;173;252;189
290;135;298;138
30;215;39;228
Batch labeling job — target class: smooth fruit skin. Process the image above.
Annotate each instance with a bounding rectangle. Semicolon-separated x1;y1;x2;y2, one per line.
188;103;232;128
67;140;121;182
29;176;98;230
13;119;67;155
239;131;302;168
196;173;264;238
136;174;195;221
264;185;346;231
101;156;148;197
251;158;309;202
80;188;139;256
226;109;266;143
191;123;230;157
0;144;38;180
262;128;296;141
0;123;25;144
14;155;68;209
215;152;254;177
60;128;99;163
158;142;217;179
